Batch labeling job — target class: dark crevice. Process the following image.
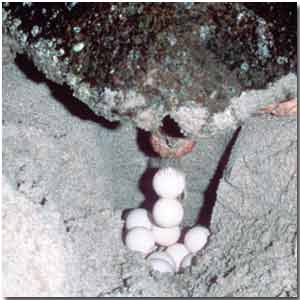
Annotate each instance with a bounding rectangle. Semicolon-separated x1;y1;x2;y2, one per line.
197;127;241;227
14;54;120;130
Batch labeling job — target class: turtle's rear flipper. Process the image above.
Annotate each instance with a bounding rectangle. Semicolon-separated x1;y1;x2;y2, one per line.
257;98;297;117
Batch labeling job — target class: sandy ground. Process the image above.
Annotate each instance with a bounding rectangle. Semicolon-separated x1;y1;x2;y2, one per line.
2;60;297;297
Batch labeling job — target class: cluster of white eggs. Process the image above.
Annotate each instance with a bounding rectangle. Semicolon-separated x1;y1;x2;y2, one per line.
124;167;210;274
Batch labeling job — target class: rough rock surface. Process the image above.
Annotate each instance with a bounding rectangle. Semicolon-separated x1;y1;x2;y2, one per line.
2;59;297;296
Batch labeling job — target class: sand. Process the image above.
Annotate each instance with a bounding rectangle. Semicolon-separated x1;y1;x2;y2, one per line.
2;59;297;297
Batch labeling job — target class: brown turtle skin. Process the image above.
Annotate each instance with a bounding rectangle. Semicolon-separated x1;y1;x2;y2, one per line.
3;3;296;124
151;97;297;158
257;98;297;117
150;129;196;158
3;3;296;145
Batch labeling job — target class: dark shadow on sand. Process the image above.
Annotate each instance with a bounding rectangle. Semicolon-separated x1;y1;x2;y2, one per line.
15;54;120;130
197;127;241;227
138;166;159;212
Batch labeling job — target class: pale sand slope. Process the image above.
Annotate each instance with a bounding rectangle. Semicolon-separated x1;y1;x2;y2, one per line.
2;60;297;296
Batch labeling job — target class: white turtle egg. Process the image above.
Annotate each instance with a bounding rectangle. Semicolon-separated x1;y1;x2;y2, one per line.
149;259;175;274
147;251;176;269
152;224;181;246
125;208;152;230
152;198;184;228
152;167;186;198
180;253;194;269
184;225;210;253
125;227;155;254
166;243;189;271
